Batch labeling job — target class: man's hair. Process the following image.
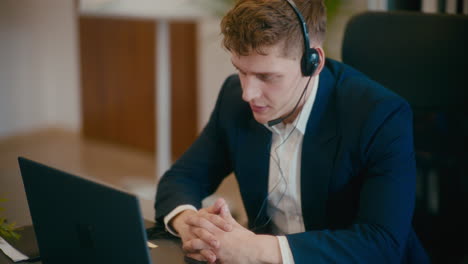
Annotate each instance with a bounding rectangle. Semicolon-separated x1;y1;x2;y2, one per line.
220;0;326;58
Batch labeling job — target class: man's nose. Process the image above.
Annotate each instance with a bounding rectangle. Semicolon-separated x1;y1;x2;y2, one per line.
241;77;261;102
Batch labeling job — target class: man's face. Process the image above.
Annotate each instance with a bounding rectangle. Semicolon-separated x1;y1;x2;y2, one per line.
231;45;312;125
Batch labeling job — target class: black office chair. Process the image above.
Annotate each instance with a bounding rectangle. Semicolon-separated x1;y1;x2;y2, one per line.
342;11;468;264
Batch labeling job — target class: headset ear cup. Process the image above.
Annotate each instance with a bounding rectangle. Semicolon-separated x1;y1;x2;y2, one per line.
310;48;320;71
301;48;319;76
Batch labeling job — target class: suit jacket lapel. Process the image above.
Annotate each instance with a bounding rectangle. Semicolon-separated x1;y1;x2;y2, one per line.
236;118;272;231
301;67;340;230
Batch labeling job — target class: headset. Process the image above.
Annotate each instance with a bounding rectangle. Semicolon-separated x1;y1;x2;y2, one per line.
267;0;320;127
285;0;320;77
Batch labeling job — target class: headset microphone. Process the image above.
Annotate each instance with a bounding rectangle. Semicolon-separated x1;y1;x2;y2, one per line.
267;0;319;127
267;76;313;127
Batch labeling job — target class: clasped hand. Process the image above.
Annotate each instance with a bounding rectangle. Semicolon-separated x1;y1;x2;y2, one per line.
174;198;257;264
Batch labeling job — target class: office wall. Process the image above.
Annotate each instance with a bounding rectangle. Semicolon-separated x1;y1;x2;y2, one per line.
0;0;227;141
0;0;80;138
197;18;235;130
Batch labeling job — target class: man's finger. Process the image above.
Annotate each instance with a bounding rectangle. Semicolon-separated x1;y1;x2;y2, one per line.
192;227;219;248
220;203;234;223
200;249;217;263
183;238;211;253
186;215;226;233
185;253;207;263
199;212;232;232
205;197;227;214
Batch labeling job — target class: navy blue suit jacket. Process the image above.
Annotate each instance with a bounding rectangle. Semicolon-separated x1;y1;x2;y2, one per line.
155;59;429;263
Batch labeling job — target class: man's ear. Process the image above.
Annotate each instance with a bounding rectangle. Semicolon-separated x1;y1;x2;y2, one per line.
313;47;325;77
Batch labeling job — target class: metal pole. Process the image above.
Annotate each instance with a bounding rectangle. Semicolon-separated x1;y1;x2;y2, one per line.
156;20;171;182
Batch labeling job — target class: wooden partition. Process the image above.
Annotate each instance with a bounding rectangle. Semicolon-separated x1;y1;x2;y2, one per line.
170;22;198;160
79;16;198;159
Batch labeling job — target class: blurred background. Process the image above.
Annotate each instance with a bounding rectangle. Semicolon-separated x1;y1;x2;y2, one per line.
0;0;466;258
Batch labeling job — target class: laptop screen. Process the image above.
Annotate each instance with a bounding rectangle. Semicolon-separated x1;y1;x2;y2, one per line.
18;157;152;264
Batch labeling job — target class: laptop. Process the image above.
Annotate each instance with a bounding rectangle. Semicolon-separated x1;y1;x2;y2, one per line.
18;157;152;264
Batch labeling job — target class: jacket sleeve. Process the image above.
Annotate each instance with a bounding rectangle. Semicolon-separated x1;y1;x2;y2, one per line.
287;100;417;263
154;76;235;222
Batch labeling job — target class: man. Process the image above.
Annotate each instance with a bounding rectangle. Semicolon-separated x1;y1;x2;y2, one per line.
155;0;429;263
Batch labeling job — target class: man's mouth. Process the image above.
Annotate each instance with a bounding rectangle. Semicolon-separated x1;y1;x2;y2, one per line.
250;104;268;113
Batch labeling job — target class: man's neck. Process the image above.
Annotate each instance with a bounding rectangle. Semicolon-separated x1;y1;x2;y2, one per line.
282;76;316;124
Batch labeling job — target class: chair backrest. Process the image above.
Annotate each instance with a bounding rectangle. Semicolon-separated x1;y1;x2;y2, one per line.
342;11;468;264
342;11;468;110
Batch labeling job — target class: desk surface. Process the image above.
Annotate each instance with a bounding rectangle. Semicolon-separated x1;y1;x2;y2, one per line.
0;221;186;264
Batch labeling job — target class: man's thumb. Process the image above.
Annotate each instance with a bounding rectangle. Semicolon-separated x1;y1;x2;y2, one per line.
220;203;233;221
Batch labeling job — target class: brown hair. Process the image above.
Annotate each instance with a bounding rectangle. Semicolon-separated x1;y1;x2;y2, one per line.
220;0;326;58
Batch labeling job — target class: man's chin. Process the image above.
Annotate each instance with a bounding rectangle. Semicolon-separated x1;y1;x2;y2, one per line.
252;113;271;125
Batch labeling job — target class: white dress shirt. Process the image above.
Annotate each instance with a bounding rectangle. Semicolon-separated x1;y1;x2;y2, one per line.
164;76;319;264
264;76;318;264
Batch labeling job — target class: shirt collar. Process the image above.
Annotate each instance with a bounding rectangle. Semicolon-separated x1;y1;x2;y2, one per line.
264;76;319;136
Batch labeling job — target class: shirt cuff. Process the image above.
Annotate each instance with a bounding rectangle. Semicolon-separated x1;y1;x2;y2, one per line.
277;236;295;264
163;204;198;236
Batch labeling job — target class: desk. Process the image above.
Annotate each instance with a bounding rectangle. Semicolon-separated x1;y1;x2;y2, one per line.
0;221;186;264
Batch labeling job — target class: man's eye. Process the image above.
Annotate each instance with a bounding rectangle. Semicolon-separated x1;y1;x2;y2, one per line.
258;74;274;82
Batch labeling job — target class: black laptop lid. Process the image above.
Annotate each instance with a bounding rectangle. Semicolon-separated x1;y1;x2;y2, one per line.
18;157;152;264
